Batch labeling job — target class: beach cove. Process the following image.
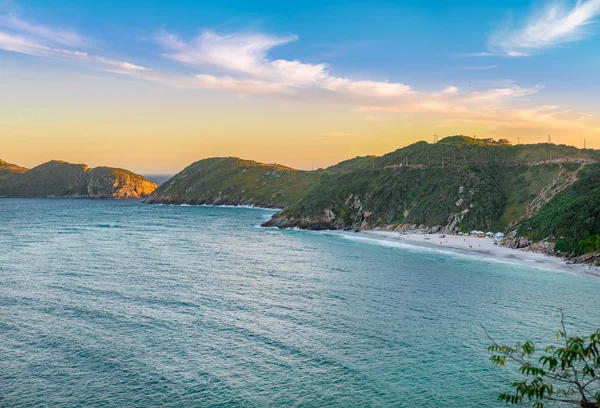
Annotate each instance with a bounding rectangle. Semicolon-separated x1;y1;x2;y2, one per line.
347;230;600;278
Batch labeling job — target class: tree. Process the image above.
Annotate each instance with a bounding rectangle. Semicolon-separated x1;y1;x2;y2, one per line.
485;309;600;407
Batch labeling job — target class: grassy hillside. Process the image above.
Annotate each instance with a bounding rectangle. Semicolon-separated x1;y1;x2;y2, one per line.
327;136;596;172
516;165;600;258
264;162;578;233
145;157;321;207
2;161;91;197
0;160;157;198
267;165;506;231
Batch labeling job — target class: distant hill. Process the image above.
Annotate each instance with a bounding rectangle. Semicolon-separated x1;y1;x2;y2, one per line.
146;157;319;207
146;136;600;264
0;160;157;199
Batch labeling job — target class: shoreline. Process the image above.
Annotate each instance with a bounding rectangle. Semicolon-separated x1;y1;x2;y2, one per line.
148;202;281;210
351;230;600;278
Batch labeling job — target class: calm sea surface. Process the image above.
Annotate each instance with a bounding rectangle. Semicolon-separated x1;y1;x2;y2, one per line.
1;199;599;407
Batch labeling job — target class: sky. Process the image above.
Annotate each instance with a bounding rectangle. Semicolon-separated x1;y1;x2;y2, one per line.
1;0;599;173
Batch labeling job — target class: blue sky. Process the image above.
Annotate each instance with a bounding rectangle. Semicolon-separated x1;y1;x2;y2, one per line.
1;0;599;171
8;0;598;93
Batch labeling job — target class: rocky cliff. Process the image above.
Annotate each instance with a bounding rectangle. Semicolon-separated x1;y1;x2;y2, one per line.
0;160;157;199
87;167;157;198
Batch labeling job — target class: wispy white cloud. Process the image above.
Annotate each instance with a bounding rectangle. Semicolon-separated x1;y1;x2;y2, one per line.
438;105;599;134
356;84;544;122
94;57;147;74
158;31;301;78
490;0;600;55
195;74;290;94
0;14;148;75
458;52;496;57
442;86;460;94
0;29;87;57
358;84;600;135
322;78;410;97
156;30;412;98
0;13;88;47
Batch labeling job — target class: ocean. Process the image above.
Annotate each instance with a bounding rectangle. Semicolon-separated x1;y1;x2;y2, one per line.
1;198;598;407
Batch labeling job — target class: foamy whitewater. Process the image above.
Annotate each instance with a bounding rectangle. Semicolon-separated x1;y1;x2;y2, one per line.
1;198;599;407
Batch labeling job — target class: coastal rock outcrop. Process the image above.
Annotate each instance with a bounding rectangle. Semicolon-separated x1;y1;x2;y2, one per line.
87;167;157;198
503;231;532;249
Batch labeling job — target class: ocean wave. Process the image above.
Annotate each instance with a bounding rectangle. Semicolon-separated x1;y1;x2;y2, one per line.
162;203;280;211
332;231;578;274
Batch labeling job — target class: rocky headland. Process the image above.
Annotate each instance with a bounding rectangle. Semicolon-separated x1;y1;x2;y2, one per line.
0;160;157;199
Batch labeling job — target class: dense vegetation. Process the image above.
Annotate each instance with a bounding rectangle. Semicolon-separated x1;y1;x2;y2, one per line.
266;162;578;233
271;165;507;231
327;136;597;172
517;165;600;257
0;159;157;198
146;157;320;207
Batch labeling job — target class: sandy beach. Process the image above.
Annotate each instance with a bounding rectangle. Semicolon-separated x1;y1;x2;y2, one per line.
353;230;600;278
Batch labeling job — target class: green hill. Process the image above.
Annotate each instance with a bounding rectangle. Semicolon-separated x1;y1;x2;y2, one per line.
0;160;157;198
146;157;320;207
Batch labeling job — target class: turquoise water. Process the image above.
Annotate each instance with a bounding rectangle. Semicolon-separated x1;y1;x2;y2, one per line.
1;199;599;407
